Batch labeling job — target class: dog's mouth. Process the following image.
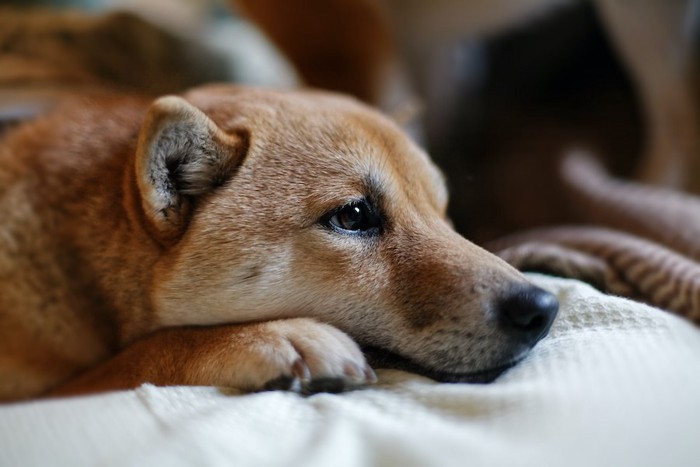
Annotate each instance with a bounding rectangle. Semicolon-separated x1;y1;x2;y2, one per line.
362;346;525;384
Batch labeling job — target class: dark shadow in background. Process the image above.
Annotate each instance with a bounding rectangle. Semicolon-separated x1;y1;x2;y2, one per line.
426;2;643;242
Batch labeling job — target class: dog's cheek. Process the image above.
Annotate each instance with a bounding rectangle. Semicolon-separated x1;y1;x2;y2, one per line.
149;228;296;326
283;233;394;323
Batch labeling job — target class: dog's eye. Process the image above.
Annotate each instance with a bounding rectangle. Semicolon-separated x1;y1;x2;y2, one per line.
323;200;381;235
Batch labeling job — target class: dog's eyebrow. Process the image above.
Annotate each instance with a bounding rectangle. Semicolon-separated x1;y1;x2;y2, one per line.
362;173;386;208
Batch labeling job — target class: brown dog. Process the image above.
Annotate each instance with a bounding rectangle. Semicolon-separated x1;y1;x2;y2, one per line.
0;85;557;401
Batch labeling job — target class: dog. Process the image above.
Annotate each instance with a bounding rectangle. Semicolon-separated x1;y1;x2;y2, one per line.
0;84;558;401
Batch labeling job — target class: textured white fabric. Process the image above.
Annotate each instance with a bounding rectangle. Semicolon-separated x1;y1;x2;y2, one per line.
2;274;700;467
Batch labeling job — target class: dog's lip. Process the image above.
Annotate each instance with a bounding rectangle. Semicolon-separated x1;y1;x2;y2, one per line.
362;346;525;384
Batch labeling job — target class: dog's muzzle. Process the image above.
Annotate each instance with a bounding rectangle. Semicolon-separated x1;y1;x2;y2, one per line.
364;285;559;383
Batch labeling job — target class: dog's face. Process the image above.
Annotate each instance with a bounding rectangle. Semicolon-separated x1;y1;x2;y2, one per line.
136;85;557;382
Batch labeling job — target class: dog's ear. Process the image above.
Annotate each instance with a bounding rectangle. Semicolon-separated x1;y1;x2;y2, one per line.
135;95;247;239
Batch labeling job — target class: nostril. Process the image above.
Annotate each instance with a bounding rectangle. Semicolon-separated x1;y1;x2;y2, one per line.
523;314;545;332
499;286;559;341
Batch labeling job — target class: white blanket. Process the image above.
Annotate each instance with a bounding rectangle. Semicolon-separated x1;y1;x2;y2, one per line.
2;274;700;467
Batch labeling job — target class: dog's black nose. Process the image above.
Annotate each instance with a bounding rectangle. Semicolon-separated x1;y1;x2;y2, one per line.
498;286;558;343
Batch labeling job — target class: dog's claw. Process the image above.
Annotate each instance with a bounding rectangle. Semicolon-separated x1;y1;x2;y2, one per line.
292;358;311;381
343;361;364;380
342;361;377;384
364;366;378;384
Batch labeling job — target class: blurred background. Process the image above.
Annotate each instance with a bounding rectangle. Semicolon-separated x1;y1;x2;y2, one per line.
0;0;662;243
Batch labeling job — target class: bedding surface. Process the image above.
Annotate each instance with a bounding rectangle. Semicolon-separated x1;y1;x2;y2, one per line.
2;274;699;467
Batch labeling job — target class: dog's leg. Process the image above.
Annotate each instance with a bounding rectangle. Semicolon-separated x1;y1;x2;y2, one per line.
47;318;376;398
594;0;700;191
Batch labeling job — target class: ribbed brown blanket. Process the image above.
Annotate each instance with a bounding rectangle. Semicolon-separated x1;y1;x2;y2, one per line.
487;151;700;324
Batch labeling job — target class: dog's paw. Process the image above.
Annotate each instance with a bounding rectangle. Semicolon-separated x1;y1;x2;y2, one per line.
212;318;377;394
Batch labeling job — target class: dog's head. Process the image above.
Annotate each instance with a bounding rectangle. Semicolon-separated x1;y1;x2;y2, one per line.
134;85;557;382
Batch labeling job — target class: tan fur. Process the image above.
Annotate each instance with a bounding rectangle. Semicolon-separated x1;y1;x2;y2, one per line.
0;85;542;402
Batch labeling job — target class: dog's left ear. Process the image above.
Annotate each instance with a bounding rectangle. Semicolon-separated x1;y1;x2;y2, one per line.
135;95;247;240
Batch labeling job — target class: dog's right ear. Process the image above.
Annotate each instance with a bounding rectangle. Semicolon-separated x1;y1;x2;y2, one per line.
135;95;248;240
